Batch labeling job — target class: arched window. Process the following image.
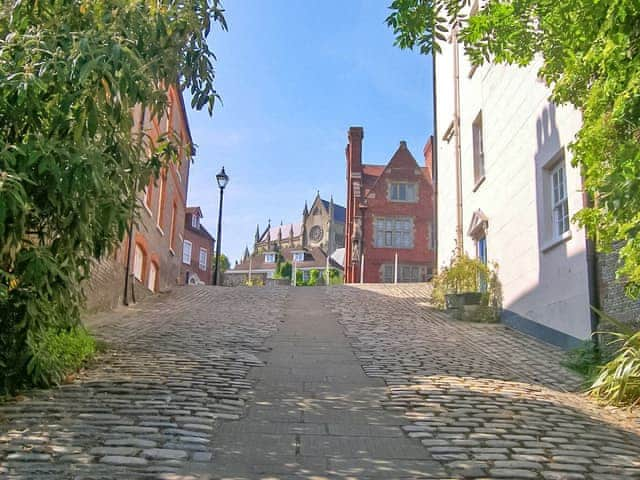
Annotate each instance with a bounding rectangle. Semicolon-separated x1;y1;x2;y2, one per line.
133;243;146;282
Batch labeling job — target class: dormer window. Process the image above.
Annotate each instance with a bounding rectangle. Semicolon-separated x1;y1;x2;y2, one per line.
191;214;199;229
264;253;276;263
293;251;305;263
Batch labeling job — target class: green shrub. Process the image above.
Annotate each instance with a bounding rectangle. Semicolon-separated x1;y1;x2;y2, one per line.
24;327;96;389
588;310;640;407
276;262;292;280
309;269;320;286
329;268;343;285
562;340;606;379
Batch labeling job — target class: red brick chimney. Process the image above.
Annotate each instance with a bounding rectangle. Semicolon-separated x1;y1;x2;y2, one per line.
345;127;364;283
347;126;364;173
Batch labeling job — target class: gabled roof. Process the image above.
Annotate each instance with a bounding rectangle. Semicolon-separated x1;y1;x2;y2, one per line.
259;223;303;243
186;206;203;217
360;142;431;198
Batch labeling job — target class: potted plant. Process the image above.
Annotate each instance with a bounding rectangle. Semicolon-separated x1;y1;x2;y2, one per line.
432;254;502;322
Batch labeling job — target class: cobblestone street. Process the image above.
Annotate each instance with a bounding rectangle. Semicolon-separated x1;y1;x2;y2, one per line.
1;285;640;479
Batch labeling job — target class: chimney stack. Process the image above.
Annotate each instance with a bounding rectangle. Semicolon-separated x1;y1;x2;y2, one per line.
347;126;364;173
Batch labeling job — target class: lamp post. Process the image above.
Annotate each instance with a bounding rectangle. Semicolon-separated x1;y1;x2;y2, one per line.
213;166;229;285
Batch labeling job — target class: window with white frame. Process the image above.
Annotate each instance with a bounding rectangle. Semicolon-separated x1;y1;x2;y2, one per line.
264;253;276;263
472;112;485;184
199;248;207;271
389;182;417;202
191;214;199;229
551;162;569;238
182;240;192;264
374;217;414;248
293;252;305;263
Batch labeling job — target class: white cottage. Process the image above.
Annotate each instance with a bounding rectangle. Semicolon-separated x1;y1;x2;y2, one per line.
433;14;598;348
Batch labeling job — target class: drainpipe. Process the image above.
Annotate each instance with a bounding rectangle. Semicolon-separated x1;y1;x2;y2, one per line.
123;107;146;306
452;24;464;256
431;48;439;272
583;186;601;345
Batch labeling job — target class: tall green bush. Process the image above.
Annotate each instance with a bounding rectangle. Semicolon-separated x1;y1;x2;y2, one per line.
0;0;226;394
431;254;502;321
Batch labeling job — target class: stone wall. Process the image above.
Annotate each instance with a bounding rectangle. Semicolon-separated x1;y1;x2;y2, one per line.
84;254;154;313
84;257;126;313
598;246;640;330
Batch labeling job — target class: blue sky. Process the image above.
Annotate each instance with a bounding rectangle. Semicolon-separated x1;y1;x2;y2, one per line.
185;0;433;264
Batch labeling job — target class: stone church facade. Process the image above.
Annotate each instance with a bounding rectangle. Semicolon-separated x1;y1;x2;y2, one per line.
252;193;345;258
226;194;346;285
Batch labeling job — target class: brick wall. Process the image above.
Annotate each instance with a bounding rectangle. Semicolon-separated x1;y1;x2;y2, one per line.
180;211;215;285
84;85;192;313
83;250;153;313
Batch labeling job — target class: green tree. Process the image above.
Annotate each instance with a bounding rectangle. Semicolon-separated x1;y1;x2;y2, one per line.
217;253;231;274
387;0;640;296
0;0;226;393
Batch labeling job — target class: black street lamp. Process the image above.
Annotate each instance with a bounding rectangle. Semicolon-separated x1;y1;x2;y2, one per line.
213;166;229;286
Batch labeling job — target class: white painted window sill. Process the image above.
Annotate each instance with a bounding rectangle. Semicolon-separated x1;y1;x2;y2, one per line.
542;230;572;253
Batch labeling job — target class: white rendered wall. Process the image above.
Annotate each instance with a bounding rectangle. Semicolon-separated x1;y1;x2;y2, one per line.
435;41;592;341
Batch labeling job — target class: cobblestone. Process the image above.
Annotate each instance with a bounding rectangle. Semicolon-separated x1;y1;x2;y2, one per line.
2;284;639;479
0;286;287;479
327;283;640;480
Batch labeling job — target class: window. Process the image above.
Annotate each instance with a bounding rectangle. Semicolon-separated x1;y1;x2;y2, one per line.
382;265;394;283
293;252;305;263
199;248;207;271
183;240;192;264
389;182;417;202
148;262;158;292
133;244;145;281
265;253;276;263
169;203;177;251
157;171;166;231
551;163;569;238
472;112;485;185
382;264;422;283
374;217;414;248
400;265;421;283
192;215;199;229
477;235;487;265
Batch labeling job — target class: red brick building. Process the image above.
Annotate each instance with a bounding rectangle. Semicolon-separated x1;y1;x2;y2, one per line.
181;207;216;285
84;85;193;310
344;127;435;283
